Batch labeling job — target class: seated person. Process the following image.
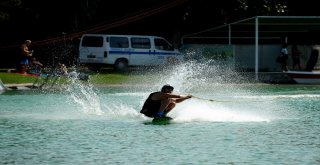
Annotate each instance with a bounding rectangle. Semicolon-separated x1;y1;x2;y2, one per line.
28;57;43;75
57;63;68;76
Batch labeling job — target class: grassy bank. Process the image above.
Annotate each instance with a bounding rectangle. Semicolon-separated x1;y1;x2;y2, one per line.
0;72;38;84
0;71;156;85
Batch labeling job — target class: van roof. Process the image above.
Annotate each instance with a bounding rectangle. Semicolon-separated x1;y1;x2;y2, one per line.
81;34;165;39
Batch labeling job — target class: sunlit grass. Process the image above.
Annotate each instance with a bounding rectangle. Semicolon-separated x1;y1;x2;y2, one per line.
0;71;156;85
0;72;39;84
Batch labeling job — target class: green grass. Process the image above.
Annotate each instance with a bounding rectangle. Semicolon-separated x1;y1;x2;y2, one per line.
0;71;157;85
0;72;39;84
0;65;167;86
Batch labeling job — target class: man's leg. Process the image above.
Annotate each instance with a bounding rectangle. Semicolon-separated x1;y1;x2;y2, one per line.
156;98;176;117
21;64;27;74
164;102;176;115
159;98;171;112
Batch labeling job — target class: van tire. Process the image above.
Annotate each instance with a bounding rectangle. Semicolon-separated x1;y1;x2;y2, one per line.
114;59;128;71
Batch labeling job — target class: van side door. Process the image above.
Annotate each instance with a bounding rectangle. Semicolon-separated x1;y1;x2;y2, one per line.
109;36;130;64
130;37;154;66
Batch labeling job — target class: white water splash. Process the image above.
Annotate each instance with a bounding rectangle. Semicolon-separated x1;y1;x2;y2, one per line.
66;72;104;115
137;59;276;123
101;103;141;119
168;99;271;123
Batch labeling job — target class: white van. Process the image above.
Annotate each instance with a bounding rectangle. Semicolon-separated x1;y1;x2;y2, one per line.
78;34;183;70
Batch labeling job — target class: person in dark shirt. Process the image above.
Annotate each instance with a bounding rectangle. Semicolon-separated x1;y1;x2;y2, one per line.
291;44;302;70
305;45;319;71
140;85;192;118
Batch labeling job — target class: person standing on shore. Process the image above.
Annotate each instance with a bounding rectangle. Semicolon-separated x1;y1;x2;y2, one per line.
19;40;33;74
291;44;302;70
280;43;289;71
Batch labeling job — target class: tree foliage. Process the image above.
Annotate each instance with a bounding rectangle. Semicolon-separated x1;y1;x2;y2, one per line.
1;0;319;68
0;0;318;44
0;0;23;21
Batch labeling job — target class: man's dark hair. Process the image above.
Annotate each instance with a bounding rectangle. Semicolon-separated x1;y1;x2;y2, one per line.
161;85;174;92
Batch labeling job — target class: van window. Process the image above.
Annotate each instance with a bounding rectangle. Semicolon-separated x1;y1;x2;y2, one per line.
155;38;173;51
131;38;151;49
82;36;103;47
110;37;129;48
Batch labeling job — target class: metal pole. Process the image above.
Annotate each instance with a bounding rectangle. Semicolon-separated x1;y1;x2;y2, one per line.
255;17;259;81
228;24;231;45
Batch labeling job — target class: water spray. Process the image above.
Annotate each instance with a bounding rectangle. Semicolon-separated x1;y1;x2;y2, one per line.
192;95;274;103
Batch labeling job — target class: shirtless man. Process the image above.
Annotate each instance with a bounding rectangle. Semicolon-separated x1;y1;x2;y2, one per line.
20;40;33;74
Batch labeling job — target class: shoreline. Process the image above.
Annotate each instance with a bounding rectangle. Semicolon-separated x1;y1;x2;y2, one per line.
1;82;318;92
1;82;154;91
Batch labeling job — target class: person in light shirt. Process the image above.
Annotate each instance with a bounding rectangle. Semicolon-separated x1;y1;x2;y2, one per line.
280;43;289;71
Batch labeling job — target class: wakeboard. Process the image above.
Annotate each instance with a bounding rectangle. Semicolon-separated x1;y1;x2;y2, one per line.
151;116;173;125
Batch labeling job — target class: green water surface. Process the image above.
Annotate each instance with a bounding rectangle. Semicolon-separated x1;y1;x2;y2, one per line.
0;84;319;165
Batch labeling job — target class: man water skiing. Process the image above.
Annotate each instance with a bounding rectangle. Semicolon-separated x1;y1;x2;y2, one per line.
140;85;192;118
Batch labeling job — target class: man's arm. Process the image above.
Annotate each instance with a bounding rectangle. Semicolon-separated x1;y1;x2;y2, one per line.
174;95;192;103
22;45;32;56
155;92;192;101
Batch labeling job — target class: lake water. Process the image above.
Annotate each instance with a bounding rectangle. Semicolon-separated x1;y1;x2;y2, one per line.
1;62;320;165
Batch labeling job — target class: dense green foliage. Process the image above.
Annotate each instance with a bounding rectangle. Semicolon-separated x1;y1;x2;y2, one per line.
0;0;315;44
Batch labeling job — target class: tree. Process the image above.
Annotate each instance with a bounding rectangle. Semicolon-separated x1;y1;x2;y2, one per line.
0;0;23;22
